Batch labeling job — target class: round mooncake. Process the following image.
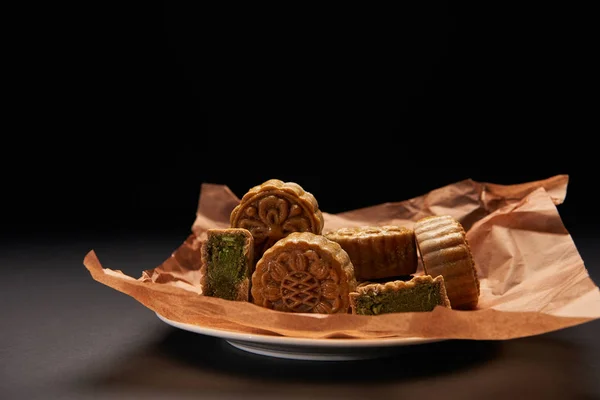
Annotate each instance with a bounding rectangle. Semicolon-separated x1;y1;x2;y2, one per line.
251;232;356;314
325;225;418;281
230;179;324;263
414;215;480;310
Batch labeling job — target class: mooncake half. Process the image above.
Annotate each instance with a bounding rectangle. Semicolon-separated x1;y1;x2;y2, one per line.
251;232;356;314
325;225;417;281
200;228;254;301
414;215;480;310
349;275;451;315
230;179;325;263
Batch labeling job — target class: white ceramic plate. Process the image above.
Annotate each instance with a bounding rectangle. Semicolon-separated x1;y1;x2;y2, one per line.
156;312;445;361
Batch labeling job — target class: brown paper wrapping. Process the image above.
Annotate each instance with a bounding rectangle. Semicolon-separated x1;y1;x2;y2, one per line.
83;174;600;340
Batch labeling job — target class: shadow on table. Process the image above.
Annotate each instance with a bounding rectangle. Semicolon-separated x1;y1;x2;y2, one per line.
80;328;591;400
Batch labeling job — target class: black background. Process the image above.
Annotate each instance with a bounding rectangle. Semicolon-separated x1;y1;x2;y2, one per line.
4;2;595;240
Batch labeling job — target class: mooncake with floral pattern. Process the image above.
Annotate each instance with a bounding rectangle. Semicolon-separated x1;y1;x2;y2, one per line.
230;179;324;263
251;232;356;314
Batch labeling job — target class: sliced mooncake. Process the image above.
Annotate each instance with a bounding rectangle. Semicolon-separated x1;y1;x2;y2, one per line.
200;228;254;301
349;275;451;315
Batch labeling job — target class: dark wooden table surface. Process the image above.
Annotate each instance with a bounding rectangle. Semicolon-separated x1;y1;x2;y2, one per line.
2;232;599;400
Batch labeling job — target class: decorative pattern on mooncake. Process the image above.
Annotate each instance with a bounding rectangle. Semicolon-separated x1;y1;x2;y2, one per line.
230;179;325;262
324;225;418;281
414;215;480;310
349;275;451;315
200;228;254;302
251;232;356;314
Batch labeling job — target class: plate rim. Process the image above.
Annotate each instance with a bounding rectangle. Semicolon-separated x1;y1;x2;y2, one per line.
155;312;445;348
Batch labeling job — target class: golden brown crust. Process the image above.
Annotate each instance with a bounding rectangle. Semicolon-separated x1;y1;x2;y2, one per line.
325;225;417;280
414;215;480;310
355;275;448;296
230;179;325;263
200;228;254;302
251;232;356;314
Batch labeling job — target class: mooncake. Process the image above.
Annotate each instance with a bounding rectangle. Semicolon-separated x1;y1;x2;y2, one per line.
251;232;356;314
349;275;451;315
324;225;418;281
230;179;325;263
414;215;480;310
200;228;254;301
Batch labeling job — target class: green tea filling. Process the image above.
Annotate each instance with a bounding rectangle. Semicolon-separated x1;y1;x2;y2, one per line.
355;284;444;315
205;234;248;300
